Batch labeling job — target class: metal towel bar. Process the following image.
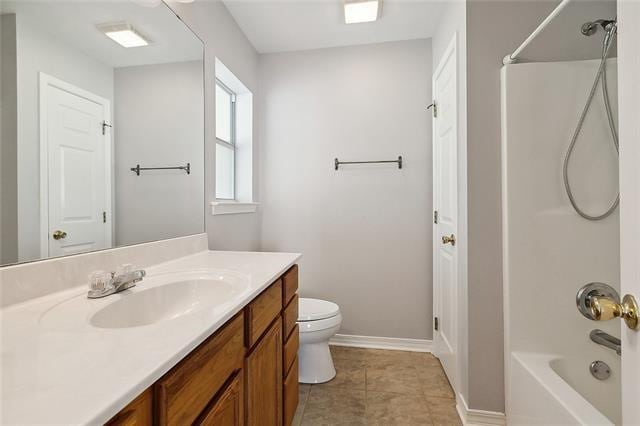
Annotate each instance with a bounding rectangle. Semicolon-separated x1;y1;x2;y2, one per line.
334;156;402;170
130;163;191;176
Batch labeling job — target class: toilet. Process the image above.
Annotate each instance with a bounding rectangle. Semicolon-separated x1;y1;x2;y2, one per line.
297;298;342;384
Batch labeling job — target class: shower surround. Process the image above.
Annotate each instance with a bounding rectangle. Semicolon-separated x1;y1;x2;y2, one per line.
502;58;620;425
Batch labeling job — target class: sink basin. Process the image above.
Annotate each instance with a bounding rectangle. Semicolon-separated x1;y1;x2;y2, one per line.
39;270;250;330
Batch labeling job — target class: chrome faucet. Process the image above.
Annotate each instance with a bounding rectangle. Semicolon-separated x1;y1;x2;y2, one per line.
87;264;146;299
590;329;621;356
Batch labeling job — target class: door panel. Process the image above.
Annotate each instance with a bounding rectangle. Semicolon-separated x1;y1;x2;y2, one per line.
43;75;111;257
433;34;458;392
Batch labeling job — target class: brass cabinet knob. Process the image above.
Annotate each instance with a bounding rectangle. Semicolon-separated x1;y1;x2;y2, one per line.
590;294;639;330
442;234;456;246
52;230;67;240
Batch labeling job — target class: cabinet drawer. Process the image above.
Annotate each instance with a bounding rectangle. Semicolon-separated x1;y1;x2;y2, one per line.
282;265;298;307
106;388;152;426
195;371;244;426
155;313;244;426
283;324;299;376
283;357;299;426
282;294;298;340
246;280;282;348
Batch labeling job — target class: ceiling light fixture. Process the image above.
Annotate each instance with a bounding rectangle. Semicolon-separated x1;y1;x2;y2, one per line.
97;23;150;48
344;0;380;24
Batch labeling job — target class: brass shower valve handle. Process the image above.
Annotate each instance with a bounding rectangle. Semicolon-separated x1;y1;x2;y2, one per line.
590;294;639;330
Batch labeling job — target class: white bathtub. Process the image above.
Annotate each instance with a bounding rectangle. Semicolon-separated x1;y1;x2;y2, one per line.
508;352;618;425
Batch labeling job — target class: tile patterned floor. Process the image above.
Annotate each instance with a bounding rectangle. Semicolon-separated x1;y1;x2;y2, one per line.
292;346;462;426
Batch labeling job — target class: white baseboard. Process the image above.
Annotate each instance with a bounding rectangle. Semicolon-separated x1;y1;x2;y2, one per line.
456;393;506;426
329;334;433;353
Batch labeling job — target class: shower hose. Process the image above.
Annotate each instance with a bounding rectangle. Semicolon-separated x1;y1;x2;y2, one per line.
562;25;619;221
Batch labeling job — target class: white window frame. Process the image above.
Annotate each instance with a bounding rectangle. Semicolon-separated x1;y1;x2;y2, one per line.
215;79;237;200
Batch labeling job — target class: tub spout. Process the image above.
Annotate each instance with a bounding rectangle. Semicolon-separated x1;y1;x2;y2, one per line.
589;329;621;356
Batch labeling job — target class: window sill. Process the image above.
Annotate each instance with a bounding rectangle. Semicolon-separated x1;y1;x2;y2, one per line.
210;201;259;216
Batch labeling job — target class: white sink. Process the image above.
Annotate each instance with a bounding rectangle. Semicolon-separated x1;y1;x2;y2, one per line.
39;270;250;330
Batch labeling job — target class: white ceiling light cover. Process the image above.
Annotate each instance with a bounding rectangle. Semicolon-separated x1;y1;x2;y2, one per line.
97;22;150;48
344;0;380;24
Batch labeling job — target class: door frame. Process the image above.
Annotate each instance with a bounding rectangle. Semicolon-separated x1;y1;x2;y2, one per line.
432;32;460;393
38;72;113;257
617;1;640;423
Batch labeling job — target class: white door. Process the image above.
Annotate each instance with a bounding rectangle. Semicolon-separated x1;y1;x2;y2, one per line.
617;2;640;424
432;35;458;390
40;73;112;257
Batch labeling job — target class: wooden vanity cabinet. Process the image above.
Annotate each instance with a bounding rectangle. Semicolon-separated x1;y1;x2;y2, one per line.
195;371;244;426
105;388;153;426
281;266;299;426
155;313;245;425
106;265;299;426
245;318;283;426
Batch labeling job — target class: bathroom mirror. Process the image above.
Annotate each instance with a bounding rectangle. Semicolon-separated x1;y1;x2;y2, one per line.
0;0;205;266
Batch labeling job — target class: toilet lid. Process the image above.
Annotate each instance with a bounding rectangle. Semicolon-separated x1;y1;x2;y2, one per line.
298;298;340;321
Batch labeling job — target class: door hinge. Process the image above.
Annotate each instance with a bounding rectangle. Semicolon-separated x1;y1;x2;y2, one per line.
427;101;437;118
434;316;439;331
103;211;107;223
102;121;113;135
434;210;439;224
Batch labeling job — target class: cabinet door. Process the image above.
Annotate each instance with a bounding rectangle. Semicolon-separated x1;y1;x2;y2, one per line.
245;318;283;426
106;388;152;426
196;371;244;426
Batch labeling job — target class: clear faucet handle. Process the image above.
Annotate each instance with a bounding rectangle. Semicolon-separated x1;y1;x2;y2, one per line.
89;270;111;292
115;263;133;276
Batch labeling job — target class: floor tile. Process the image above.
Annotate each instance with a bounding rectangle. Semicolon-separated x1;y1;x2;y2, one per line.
299;347;461;425
415;363;455;399
366;364;423;395
330;345;370;362
426;396;462;426
293;384;312;426
366;391;432;425
301;386;366;426
363;348;417;368
319;357;366;390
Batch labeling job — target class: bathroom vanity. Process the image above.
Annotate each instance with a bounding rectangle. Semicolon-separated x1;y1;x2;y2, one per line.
109;263;300;426
0;248;301;425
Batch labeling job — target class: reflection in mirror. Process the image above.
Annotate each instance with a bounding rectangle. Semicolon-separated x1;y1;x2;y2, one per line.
0;1;204;266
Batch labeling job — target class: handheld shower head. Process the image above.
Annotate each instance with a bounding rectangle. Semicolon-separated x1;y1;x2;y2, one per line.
581;19;616;36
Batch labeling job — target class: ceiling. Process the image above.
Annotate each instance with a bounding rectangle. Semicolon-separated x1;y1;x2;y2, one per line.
222;0;446;53
1;1;203;68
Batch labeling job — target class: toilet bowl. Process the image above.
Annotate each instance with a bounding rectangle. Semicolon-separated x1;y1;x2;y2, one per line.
297;298;342;384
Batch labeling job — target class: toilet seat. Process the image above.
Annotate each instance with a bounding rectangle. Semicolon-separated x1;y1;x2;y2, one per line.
298;298;340;322
297;313;342;333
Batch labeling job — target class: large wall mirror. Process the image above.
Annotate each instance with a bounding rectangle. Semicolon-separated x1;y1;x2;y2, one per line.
0;1;205;266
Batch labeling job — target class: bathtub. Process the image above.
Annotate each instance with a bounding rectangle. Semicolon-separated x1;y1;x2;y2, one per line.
508;352;618;425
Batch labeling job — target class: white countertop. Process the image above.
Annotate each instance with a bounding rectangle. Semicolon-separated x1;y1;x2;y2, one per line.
0;250;301;425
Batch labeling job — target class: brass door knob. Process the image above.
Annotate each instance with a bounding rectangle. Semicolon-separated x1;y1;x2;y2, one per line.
442;234;456;246
52;230;67;240
591;294;639;330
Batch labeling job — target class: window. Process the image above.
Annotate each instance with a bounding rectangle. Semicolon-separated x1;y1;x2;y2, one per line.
215;81;236;199
212;58;256;215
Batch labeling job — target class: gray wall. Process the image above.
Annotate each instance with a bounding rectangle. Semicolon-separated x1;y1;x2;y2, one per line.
15;16;113;262
167;0;261;251
113;61;204;246
259;39;433;339
0;14;18;265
